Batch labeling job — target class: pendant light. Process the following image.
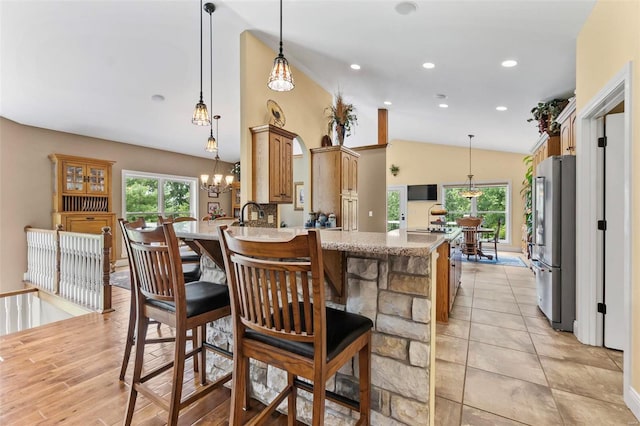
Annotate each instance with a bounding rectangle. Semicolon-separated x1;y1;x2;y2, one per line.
460;134;483;198
200;115;235;194
204;2;217;152
192;0;210;125
267;0;294;91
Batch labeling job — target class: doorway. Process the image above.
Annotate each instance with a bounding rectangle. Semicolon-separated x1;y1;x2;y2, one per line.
387;185;407;231
575;62;634;411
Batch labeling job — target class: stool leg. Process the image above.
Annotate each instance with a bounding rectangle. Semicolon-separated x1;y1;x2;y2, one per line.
168;329;188;425
287;372;297;426
230;350;247;426
198;325;206;385
192;327;199;374
119;290;137;381
123;315;148;425
358;335;371;425
311;369;326;426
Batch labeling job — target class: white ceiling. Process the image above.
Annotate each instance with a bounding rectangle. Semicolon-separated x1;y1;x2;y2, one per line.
0;0;596;162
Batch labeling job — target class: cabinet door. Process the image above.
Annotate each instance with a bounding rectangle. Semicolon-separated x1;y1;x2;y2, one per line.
65;214;113;234
569;112;577;155
269;133;284;202
341;153;351;195
85;164;109;195
350;156;358;196
62;161;86;194
350;198;358;231
280;136;293;202
560;121;571;155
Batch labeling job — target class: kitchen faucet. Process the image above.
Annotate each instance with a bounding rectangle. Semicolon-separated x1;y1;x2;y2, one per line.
239;201;264;227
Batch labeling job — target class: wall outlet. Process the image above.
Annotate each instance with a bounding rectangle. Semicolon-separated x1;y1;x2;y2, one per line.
368;211;373;217
259;210;265;219
251;211;258;220
268;214;274;224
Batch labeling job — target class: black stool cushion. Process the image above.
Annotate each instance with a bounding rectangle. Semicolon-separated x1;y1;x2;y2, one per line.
147;281;229;318
246;304;372;361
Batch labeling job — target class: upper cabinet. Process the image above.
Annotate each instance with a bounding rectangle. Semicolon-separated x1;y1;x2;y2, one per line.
341;151;358;196
251;125;296;204
531;133;561;175
557;97;577;156
59;158;110;195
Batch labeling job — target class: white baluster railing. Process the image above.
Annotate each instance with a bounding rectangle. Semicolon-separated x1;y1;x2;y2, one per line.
23;226;112;312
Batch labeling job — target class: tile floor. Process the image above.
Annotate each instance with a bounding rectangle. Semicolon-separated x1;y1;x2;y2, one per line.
434;254;638;425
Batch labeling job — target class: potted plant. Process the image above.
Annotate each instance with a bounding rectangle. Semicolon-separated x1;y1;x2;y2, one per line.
389;164;399;176
520;155;533;258
527;98;568;135
326;92;357;145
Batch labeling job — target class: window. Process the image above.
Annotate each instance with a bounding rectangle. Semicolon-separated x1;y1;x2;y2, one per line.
122;170;198;225
443;183;509;242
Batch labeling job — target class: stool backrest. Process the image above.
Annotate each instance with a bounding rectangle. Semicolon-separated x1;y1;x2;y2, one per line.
123;222;186;307
218;226;325;346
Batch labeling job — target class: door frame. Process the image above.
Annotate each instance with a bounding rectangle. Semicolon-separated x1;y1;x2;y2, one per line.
575;62;636;414
387;185;407;230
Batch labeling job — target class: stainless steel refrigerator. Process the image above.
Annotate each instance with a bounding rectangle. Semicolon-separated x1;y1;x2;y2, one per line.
531;155;576;332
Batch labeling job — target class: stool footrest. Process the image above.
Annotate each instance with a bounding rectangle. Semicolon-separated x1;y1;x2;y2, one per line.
293;377;360;411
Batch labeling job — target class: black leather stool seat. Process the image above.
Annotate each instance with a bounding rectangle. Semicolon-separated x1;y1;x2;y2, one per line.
246;304;373;361
147;281;230;318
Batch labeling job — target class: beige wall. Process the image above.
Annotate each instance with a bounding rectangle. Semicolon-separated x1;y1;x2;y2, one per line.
0;117;232;292
387;140;528;249
239;31;332;215
576;0;640;391
354;145;387;232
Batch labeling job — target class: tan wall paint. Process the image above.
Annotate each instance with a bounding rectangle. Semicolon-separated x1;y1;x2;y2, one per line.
239;31;332;214
576;0;640;390
387;140;528;249
354;145;387;232
0;117;232;292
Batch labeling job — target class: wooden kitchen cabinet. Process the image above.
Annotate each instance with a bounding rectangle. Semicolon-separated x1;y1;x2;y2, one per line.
531;133;561;175
50;154;116;265
231;182;241;218
311;145;360;231
558;97;577;156
251;124;296;204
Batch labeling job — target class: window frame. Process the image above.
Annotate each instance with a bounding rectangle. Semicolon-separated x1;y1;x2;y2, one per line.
441;181;511;244
121;170;199;225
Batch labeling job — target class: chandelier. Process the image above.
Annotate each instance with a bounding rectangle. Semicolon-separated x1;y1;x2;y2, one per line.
200;115;234;194
460;134;483;198
267;0;294;91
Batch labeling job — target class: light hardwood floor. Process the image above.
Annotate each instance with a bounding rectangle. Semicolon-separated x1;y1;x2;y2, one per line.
0;285;291;425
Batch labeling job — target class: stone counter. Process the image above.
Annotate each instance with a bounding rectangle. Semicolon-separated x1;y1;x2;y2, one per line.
185;225;441;425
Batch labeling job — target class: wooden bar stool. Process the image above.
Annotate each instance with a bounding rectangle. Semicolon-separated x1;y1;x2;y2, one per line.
218;226;373;425
122;222;232;425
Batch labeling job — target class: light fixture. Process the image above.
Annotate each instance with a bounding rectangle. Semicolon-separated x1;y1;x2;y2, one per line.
422;62;435;69
501;59;518;68
200;115;234;194
460;134;483;198
496;106;508;111
267;0;294;91
384;101;392;106
192;0;210;125
439;103;449;108
204;2;217;152
350;64;361;70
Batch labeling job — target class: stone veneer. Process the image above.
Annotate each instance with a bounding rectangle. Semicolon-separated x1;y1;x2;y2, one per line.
204;250;434;425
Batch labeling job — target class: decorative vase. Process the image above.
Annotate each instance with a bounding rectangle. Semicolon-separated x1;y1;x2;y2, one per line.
336;124;346;145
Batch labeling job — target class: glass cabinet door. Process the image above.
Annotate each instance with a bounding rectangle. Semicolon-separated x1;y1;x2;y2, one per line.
64;162;85;193
86;165;108;194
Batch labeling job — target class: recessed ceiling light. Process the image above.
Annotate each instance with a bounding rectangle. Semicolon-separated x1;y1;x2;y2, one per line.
439;103;449;108
422;62;435;69
350;64;361;70
496;106;508;111
384;101;392;106
501;59;518;68
151;94;165;102
395;1;418;15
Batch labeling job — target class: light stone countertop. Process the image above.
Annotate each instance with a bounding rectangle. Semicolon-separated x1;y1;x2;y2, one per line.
174;221;445;257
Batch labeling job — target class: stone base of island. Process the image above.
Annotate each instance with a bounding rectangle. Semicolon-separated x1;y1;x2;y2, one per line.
174;223;449;425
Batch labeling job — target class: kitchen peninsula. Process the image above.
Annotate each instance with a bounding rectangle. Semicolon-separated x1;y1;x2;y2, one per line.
174;223;447;425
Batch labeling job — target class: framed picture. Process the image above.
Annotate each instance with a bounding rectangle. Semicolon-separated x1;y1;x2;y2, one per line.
207;202;220;214
208;189;219;198
294;182;304;211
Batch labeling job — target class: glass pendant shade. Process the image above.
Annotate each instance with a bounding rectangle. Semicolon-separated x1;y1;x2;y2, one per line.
205;133;218;152
192;100;210;126
268;55;295;91
225;175;235;185
200;174;209;184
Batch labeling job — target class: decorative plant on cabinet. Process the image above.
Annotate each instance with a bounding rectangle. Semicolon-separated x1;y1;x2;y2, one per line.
326;92;357;145
527;98;569;135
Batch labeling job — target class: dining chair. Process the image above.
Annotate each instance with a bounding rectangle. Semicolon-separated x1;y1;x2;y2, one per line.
456;217;483;260
218;226;373;425
122;221;232;425
479;218;501;261
158;215;201;282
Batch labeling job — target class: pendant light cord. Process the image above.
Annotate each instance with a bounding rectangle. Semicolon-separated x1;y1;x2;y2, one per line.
279;0;283;56
209;4;213;136
199;0;204;102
